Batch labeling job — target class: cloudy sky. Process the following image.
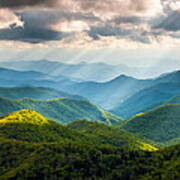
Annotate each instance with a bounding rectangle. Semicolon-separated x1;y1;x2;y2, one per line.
0;0;180;66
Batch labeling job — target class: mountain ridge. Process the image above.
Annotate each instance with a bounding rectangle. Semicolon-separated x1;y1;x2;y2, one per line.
112;82;180;118
117;104;180;143
0;96;122;124
0;109;155;150
0;86;85;100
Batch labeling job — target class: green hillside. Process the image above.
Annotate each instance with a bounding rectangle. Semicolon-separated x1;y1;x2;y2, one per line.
68;120;157;151
0;86;84;100
0;109;89;143
118;104;180;143
1;138;180;180
0;109;154;150
0;110;180;179
0;97;121;124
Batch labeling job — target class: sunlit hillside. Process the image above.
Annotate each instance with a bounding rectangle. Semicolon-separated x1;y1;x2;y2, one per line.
0;97;121;125
0;109;154;150
118;104;180;143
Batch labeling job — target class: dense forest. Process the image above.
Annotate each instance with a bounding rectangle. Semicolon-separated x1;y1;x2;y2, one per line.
0;109;180;179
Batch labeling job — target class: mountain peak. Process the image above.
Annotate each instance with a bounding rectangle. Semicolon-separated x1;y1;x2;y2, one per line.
0;109;49;125
109;74;135;83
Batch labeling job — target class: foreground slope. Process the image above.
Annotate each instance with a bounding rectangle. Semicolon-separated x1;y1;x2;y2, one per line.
118;104;180;142
0;110;180;179
0;138;176;180
68;120;157;151
0;97;121;124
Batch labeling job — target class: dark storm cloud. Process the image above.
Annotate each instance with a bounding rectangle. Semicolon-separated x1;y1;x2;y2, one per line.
0;0;57;8
0;8;154;44
130;34;151;43
17;10;101;27
87;26;132;39
154;10;180;31
0;0;170;45
111;16;143;25
0;24;66;43
0;10;69;43
0;8;102;43
87;25;151;43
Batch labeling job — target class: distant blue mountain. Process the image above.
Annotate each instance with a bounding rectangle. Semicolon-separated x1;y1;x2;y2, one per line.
1;61;180;113
0;65;152;109
111;82;180;118
62;75;153;109
111;70;180;117
0;60;139;82
62;70;180;110
0;67;50;81
0;67;77;90
0;86;84;100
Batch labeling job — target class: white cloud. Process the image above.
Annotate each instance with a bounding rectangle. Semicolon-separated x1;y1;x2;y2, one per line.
74;0;163;20
0;9;24;29
50;20;90;32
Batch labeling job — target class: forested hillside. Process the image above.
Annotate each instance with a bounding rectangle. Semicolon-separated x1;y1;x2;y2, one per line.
0;97;121;124
118;104;180;143
0;109;179;179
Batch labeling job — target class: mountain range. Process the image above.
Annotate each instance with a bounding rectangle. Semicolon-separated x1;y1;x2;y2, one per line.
61;75;153;109
0;60;130;82
0;96;121;124
112;82;180;118
0;67;49;81
0;86;84;100
1;59;180;80
1;64;180;112
0;66;77;90
63;70;180;110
